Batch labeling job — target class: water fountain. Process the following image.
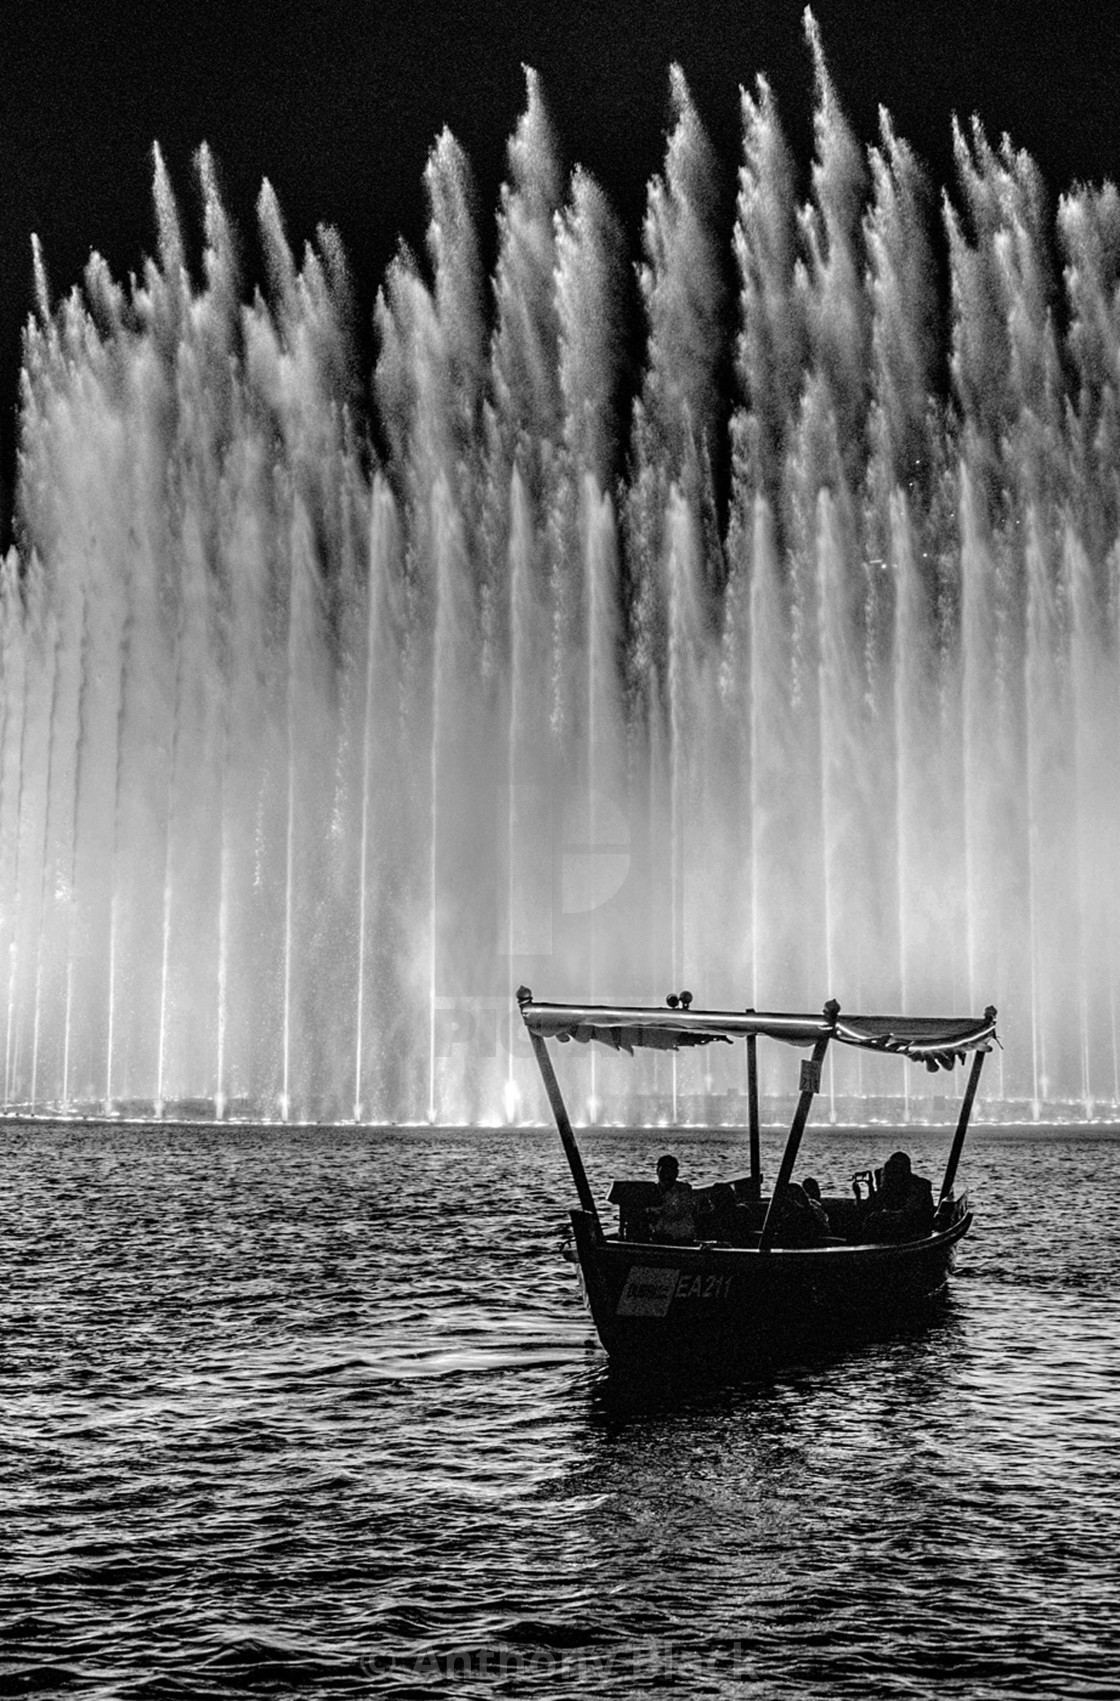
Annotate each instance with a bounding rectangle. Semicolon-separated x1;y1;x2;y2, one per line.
4;27;1120;1125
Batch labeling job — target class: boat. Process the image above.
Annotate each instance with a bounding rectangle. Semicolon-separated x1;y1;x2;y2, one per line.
516;987;998;1361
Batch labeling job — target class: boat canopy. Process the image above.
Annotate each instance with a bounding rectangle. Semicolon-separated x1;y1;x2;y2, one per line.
517;995;998;1072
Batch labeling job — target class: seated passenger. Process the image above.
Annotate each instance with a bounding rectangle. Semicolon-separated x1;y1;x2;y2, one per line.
862;1151;935;1241
702;1181;740;1243
649;1153;699;1244
775;1181;830;1247
802;1175;828;1211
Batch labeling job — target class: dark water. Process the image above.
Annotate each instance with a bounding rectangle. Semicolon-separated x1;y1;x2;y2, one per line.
3;1121;1118;1698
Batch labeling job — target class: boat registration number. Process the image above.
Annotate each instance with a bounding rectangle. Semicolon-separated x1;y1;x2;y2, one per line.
675;1272;733;1302
617;1267;733;1316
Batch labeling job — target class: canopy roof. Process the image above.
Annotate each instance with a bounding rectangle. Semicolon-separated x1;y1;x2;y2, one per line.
518;995;998;1072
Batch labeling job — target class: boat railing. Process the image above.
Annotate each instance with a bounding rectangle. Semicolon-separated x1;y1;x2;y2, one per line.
605;1176;965;1249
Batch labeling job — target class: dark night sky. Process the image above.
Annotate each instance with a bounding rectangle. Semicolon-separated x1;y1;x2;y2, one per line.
4;1;1120;544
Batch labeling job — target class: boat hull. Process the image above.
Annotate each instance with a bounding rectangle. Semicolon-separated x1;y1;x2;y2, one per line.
569;1206;972;1361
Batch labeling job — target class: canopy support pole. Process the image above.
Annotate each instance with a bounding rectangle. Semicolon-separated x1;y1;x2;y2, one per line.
939;1047;986;1203
527;1030;603;1236
746;1030;761;1196
758;1018;835;1254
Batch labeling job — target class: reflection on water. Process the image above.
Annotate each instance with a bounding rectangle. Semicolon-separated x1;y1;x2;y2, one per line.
2;1124;1118;1697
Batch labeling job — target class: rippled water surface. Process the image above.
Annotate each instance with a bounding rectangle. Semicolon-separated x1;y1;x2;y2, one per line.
3;1122;1119;1698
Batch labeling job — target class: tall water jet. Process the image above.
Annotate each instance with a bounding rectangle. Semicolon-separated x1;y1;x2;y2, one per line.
7;22;1120;1123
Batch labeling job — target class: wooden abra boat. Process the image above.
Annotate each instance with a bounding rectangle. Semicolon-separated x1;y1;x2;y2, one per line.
517;988;998;1360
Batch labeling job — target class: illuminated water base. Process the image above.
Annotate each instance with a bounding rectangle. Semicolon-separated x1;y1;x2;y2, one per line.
5;27;1120;1126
